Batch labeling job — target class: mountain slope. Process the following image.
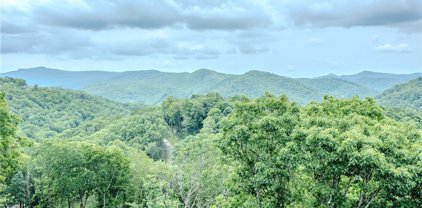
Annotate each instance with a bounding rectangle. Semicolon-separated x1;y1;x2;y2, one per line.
0;77;132;140
85;70;322;104
84;69;233;104
208;70;319;104
298;77;378;98
377;77;422;112
338;71;422;92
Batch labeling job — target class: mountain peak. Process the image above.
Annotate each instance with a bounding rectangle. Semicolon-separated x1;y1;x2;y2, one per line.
17;66;62;72
245;70;274;75
326;73;338;77
318;73;338;78
192;69;215;74
357;70;378;75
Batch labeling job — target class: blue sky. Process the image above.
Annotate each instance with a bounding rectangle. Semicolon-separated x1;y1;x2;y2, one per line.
1;0;421;77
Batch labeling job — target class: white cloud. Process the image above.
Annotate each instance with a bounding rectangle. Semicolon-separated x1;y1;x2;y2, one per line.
306;37;322;44
375;43;412;53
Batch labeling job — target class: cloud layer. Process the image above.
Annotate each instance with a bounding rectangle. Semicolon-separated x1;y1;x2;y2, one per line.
289;0;421;28
1;0;421;60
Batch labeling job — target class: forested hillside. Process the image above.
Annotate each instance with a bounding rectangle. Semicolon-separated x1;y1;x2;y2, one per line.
377;77;422;112
83;69;232;104
4;67;420;105
208;70;319;104
1;77;421;207
0;77;133;140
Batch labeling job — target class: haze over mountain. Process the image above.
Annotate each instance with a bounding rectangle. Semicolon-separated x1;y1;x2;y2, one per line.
2;67;421;104
1;66;118;89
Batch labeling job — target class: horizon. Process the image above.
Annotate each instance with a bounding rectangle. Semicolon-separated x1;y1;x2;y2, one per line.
2;66;422;79
1;0;421;77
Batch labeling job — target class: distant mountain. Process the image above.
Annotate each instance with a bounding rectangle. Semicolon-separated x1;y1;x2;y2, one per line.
297;77;378;98
2;67;421;105
377;77;422;112
208;70;319;104
338;71;422;92
1;66;118;89
84;69;234;104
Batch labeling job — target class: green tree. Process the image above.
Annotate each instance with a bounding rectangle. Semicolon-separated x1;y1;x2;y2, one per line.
162;93;228;137
219;93;301;208
116;141;177;208
0;92;25;205
36;141;92;207
172;133;232;208
6;171;25;207
90;146;130;208
297;96;421;207
89;108;173;161
35;141;131;208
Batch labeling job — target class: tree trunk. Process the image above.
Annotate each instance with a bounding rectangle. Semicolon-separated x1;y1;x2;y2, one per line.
103;193;106;208
68;198;72;208
79;193;84;208
84;194;89;208
25;167;31;208
256;189;262;208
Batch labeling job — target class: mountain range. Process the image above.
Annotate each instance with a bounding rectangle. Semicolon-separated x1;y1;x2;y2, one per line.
2;66;421;104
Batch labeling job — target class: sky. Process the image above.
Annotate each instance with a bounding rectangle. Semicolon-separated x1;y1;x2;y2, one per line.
1;0;421;77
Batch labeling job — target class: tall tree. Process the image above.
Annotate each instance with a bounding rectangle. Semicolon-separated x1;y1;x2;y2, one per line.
297;96;421;207
0;92;25;205
90;146;130;208
172;133;231;208
219;93;301;207
6;171;25;207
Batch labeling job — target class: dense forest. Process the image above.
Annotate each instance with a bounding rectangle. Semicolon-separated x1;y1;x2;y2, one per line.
0;77;421;208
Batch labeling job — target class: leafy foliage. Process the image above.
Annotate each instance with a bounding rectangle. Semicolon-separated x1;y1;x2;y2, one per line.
219;93;301;207
297;96;421;207
35;141;130;207
0;92;27;204
84;108;175;161
172;133;232;207
162;93;230;137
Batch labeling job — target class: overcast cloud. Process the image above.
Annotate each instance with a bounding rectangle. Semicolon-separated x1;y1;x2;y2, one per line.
289;0;421;28
0;0;421;77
